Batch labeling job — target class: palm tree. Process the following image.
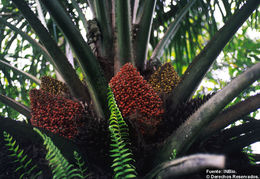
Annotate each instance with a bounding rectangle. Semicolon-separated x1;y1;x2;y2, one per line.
0;0;259;178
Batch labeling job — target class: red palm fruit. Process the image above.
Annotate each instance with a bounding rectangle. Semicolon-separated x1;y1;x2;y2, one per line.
29;89;84;139
109;63;164;135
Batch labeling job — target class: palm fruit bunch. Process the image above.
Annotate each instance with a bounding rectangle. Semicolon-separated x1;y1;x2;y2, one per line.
148;62;180;94
171;94;214;129
29;76;86;139
156;93;215;141
109;63;164;136
40;76;70;97
29;89;85;139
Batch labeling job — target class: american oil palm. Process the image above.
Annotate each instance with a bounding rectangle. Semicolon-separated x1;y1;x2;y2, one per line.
0;0;259;178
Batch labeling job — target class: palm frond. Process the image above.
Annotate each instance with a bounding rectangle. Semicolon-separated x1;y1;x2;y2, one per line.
0;59;41;85
114;0;133;67
11;0;90;102
93;0;113;57
0;94;31;119
158;62;260;164
70;0;89;33
151;0;196;62
33;128;85;179
0;17;57;71
3;131;42;179
167;0;260;111
38;0;109;118
107;86;137;178
74;151;90;178
134;0;157;72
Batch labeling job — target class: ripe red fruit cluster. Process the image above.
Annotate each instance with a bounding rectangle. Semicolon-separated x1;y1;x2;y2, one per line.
29;89;84;139
109;63;164;135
